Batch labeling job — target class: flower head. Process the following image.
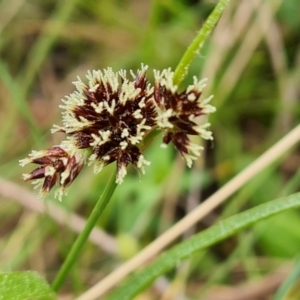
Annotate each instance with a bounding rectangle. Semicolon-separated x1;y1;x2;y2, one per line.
52;64;156;184
20;64;216;200
19;142;87;200
153;69;216;167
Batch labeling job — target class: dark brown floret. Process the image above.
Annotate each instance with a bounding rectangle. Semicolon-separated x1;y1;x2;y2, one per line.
153;69;215;167
20;145;86;200
20;65;216;200
52;65;156;183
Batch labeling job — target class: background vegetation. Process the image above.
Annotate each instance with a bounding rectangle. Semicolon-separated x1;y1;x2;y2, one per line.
0;0;300;299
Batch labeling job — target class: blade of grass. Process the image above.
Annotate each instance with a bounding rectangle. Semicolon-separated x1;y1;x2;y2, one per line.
273;256;300;300
77;124;300;300
173;0;231;86
107;192;300;300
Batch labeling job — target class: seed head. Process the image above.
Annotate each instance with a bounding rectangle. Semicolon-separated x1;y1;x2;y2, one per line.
19;142;87;200
153;68;216;167
52;64;156;184
20;65;216;200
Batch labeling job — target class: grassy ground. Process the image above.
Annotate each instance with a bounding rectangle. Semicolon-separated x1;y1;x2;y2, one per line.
0;0;300;299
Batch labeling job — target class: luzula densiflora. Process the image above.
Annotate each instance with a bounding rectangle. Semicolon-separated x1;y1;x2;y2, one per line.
20;65;216;200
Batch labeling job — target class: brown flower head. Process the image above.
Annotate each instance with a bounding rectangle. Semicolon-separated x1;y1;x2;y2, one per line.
19;142;88;200
153;69;216;167
20;64;216;200
52;64;156;184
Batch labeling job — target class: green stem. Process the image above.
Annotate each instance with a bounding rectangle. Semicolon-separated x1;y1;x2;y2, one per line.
173;0;231;86
52;170;117;292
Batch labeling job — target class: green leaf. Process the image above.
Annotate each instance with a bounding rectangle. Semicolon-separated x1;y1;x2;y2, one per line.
108;192;300;300
0;271;56;300
274;256;300;300
173;0;232;86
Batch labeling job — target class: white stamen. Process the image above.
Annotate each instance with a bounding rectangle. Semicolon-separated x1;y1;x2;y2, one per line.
89;83;99;93
60;169;70;185
157;109;174;129
182;143;204;168
90;130;111;147
22;173;31;180
138;97;146;108
133;109;143;119
104;99;116;115
187;93;196;101
19;158;32;167
194;123;213;140
120;141;128;150
129;119;151;144
91;102;104;114
45;166;56;177
116;165;127;184
137;155;151;175
89;155;105;174
121;128;129;138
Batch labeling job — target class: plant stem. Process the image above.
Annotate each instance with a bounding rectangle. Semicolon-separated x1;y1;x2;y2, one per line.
51;170;117;292
173;0;231;86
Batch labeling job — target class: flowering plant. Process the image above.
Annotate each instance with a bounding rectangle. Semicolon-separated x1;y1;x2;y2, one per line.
20;65;215;200
17;0;232;296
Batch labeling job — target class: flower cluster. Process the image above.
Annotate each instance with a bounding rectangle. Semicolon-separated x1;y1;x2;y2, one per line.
20;64;215;200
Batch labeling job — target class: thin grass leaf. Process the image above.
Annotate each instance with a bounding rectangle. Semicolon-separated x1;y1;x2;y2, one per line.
108;192;300;300
173;0;231;86
274;256;300;300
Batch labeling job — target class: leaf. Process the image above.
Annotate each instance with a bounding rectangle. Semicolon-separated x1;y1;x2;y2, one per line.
274;256;300;300
107;192;300;300
0;271;56;300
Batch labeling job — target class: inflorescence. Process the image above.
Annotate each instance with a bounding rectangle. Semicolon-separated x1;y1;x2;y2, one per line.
20;64;216;200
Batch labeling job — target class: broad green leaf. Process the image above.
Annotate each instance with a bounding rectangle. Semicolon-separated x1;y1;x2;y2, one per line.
0;271;56;300
108;192;300;300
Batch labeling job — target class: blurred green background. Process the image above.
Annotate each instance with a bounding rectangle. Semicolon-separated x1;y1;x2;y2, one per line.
0;0;300;299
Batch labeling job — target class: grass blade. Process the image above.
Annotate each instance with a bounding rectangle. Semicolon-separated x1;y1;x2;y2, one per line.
108;192;300;300
173;0;231;86
273;256;300;300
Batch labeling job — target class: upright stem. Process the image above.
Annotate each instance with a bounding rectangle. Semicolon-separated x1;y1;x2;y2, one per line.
52;170;117;292
173;0;231;86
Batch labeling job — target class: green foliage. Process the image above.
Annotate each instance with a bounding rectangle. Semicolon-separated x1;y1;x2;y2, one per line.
108;193;300;299
0;272;56;300
0;0;300;299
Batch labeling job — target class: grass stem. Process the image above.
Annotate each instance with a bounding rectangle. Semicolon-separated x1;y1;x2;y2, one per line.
173;0;231;86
